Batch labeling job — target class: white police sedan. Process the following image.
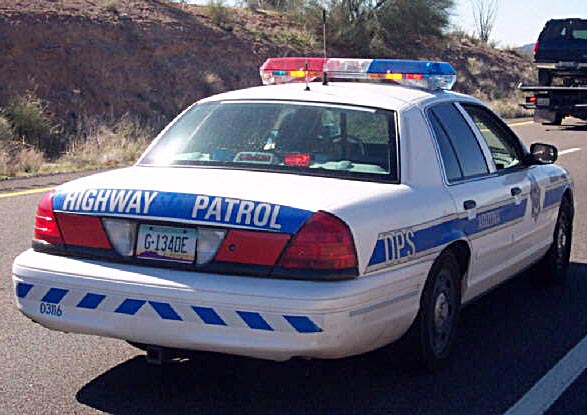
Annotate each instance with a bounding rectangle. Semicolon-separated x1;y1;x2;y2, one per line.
12;58;574;370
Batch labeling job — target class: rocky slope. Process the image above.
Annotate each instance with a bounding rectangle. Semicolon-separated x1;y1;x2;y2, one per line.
0;0;535;126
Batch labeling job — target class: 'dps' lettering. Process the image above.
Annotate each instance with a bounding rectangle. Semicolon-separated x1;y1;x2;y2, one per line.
383;229;415;263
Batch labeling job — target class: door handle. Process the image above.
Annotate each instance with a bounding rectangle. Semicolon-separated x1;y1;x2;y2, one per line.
511;187;522;197
463;200;477;210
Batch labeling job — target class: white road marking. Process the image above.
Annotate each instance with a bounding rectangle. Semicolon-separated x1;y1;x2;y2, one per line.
502;334;587;415
559;147;581;156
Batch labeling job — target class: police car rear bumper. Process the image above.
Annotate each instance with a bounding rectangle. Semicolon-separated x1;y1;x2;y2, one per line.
12;249;427;361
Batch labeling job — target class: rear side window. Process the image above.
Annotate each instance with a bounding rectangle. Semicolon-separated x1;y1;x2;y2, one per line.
428;103;489;182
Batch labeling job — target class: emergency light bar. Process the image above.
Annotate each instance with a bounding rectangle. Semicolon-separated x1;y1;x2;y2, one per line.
259;57;457;90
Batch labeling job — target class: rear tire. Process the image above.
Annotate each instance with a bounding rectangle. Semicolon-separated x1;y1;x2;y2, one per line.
537;198;573;284
542;113;563;126
402;250;462;372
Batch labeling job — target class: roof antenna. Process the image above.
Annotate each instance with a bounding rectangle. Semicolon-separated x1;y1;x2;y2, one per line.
322;8;329;86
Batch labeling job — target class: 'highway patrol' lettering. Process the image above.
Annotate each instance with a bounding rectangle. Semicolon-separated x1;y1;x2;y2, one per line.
191;195;281;230
53;188;313;233
62;189;159;214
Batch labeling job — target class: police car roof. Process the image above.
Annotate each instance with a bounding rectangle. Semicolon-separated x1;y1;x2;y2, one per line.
199;82;470;111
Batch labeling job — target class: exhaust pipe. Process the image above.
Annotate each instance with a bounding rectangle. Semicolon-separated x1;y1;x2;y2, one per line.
145;346;169;365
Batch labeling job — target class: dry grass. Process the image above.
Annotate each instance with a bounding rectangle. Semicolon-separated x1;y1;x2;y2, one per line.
63;115;153;169
488;92;534;119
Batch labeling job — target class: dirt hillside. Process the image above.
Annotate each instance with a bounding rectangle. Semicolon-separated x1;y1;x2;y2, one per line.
0;0;535;126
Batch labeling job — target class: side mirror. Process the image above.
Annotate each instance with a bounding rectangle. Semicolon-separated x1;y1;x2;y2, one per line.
528;143;558;165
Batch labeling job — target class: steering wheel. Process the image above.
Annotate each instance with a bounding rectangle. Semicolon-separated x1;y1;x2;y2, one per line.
331;134;366;157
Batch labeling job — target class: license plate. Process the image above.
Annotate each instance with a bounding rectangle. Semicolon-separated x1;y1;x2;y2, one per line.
537;97;550;107
136;225;197;263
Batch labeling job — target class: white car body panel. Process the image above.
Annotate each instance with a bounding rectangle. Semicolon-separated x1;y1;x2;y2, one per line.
11;81;574;360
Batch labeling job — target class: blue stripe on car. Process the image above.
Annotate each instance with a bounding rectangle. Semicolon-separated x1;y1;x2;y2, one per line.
284;315;323;333
236;311;274;331
149;301;183;321
41;288;69;304
23;286;322;333
115;299;146;315
52;188;314;234
192;306;227;326
16;282;34;299
544;185;567;208
369;199;528;267
77;293;106;309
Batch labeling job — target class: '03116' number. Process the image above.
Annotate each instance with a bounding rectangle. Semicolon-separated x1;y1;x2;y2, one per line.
40;302;63;317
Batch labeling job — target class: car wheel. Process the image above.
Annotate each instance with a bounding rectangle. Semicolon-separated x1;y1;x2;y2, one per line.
403;250;462;372
538;198;573;284
542;113;563;126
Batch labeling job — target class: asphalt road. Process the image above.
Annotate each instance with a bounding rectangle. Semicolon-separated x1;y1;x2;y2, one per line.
0;118;586;415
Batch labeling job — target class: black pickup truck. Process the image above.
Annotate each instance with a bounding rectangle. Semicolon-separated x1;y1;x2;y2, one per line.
520;18;587;125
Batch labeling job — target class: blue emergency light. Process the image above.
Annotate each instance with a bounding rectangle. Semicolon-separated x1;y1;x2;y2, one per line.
260;57;457;90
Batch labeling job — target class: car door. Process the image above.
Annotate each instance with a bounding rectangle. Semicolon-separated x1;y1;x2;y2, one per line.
427;102;530;301
459;103;554;269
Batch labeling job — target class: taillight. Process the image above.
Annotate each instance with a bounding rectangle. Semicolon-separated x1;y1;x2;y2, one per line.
55;213;112;249
533;41;539;55
34;190;64;245
277;211;357;270
215;230;290;265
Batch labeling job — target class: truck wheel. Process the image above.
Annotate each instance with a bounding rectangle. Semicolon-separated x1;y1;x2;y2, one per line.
537;198;573;284
402;250;462;372
538;69;552;86
542;113;563;126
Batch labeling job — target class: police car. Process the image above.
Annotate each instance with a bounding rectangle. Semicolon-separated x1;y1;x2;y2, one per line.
12;58;574;370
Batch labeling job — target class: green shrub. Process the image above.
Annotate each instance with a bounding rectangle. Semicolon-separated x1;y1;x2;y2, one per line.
104;0;119;13
207;0;232;27
0;114;13;142
4;93;57;155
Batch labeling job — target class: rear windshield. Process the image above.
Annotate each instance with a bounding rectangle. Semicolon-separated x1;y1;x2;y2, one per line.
139;100;398;182
541;20;587;41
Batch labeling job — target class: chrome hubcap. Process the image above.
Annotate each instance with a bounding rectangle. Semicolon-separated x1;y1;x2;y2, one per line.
557;226;567;253
429;269;456;356
434;292;449;328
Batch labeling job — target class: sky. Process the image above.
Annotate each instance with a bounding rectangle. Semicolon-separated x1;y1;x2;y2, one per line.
452;0;587;47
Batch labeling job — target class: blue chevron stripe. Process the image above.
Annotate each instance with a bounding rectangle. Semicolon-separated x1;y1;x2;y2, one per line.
41;288;69;304
16;282;34;299
236;311;274;331
25;286;319;333
77;293;106;309
115;299;146;315
284;315;323;333
149;301;182;321
192;306;227;326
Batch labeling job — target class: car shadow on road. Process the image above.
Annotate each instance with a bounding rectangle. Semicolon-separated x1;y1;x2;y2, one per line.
76;262;587;415
557;122;587;132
